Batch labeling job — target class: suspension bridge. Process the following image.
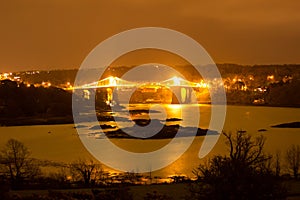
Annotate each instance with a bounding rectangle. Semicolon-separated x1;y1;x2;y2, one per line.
69;76;208;89
68;76;209;104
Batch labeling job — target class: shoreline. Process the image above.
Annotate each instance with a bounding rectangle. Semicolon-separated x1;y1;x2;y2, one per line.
0;116;74;127
203;102;300;108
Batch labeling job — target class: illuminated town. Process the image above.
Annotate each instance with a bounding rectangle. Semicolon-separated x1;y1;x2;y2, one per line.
1;64;298;106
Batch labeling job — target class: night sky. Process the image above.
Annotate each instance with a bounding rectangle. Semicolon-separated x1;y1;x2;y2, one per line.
1;0;300;72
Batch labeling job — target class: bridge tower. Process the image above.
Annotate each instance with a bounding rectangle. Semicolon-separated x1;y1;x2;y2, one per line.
171;86;193;104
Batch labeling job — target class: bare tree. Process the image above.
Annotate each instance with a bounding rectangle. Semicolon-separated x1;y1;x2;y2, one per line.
274;150;281;177
69;159;102;186
285;144;300;179
223;130;271;167
188;131;286;200
0;139;40;188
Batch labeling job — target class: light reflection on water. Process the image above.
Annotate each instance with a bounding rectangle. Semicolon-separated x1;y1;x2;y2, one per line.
104;104;211;129
0;105;300;179
96;104;210;154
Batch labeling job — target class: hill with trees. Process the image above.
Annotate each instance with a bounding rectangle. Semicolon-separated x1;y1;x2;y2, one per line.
0;80;73;126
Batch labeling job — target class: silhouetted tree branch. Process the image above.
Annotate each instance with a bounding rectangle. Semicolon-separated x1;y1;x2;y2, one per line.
285;145;300;179
0;139;40;189
69;159;103;187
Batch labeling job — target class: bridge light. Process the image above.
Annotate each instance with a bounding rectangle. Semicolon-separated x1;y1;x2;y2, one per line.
196;80;209;88
108;76;117;86
172;76;181;86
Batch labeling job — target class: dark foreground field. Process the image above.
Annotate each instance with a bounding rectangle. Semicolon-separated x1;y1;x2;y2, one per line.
6;180;300;200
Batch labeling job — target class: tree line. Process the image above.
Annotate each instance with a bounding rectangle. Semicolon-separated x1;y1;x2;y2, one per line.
0;80;73;125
